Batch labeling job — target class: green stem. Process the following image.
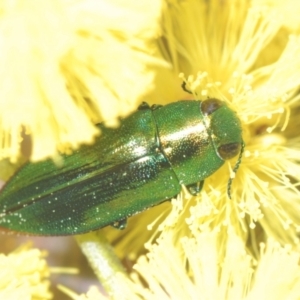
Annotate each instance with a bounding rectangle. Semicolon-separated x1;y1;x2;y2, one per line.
75;231;130;298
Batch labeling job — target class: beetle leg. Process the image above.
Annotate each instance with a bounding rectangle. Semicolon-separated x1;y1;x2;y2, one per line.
181;81;192;94
110;218;127;230
138;102;150;110
185;180;204;196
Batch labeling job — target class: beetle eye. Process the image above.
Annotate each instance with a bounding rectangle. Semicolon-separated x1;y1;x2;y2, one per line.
201;98;223;115
218;143;241;160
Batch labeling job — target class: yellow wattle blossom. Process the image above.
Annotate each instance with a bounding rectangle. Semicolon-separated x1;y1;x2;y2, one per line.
0;244;51;300
131;234;300;300
0;0;163;162
64;233;300;300
103;0;300;258
102;0;300;297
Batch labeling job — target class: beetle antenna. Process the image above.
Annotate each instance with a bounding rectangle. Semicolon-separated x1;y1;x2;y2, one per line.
227;141;245;199
181;81;192;94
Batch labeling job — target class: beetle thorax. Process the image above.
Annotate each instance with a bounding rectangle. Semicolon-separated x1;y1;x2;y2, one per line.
153;101;225;185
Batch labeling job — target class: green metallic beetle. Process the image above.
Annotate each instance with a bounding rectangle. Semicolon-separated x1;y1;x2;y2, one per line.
0;92;244;235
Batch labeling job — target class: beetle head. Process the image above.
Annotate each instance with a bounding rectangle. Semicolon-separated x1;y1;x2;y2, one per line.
201;98;244;198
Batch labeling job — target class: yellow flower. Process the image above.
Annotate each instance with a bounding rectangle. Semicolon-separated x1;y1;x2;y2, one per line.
64;232;300;299
102;0;300;297
111;0;300;253
0;243;51;300
0;0;163;162
131;233;300;299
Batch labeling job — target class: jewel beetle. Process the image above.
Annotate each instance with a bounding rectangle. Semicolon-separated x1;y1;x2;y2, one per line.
0;94;244;235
